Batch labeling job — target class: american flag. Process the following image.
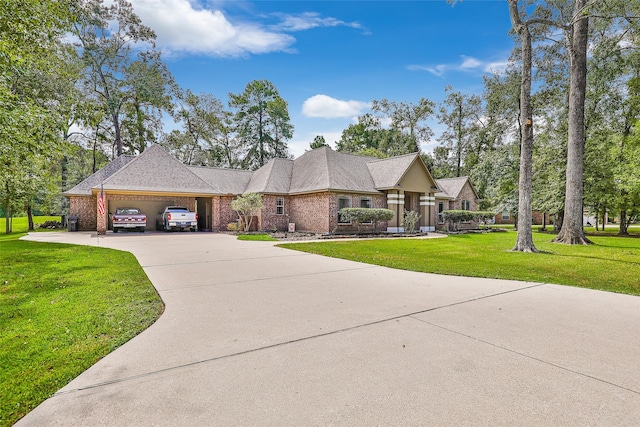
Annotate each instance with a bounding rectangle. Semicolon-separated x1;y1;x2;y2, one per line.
98;184;106;216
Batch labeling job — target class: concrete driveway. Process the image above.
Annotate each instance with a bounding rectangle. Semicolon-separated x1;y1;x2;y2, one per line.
18;231;640;426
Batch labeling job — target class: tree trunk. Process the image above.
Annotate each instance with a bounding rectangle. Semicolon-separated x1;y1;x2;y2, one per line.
4;207;10;234
555;210;564;233
509;0;537;252
456;103;463;177
619;210;629;235
4;182;11;234
553;0;592;245
114;112;123;156
27;204;34;231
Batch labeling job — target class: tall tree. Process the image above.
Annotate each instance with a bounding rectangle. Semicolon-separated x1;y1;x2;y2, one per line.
229;80;292;169
336;113;413;158
73;0;172;157
552;0;592;245
507;0;538;252
167;89;240;167
309;135;328;150
437;86;484;177
371;97;434;152
0;0;76;232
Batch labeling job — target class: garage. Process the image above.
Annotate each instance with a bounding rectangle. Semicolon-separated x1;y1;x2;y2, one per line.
108;199;179;231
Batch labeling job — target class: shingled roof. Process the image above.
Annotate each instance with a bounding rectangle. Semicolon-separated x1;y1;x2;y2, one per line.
63;155;135;196
435;176;479;200
367;153;422;189
188;166;253;195
66;144;440;197
246;157;293;194
99;144;214;194
289;147;380;194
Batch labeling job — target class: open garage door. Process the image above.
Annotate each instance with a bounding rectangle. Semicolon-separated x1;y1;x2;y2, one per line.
108;199;177;231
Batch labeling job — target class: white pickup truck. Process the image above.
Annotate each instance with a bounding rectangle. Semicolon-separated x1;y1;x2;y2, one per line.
156;206;198;232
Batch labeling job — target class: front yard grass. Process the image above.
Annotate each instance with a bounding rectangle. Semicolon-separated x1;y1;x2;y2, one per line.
280;231;640;296
1;216;62;234
237;233;278;241
0;234;164;426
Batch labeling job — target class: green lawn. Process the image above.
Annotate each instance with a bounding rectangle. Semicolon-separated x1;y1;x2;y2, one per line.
0;233;164;426
279;231;640;296
1;216;62;234
237;233;278;241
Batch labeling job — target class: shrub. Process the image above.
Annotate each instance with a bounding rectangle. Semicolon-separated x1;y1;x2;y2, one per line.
231;192;263;232
441;210;496;231
227;222;239;231
402;210;421;233
339;208;394;233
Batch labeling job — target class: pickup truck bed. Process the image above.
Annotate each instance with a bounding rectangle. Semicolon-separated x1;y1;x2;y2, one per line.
156;206;198;232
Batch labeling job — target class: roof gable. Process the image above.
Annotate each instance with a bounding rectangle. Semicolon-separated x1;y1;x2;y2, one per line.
101;144;214;194
435;176;479;200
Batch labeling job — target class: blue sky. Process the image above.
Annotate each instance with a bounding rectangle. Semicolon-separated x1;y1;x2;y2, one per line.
127;0;515;157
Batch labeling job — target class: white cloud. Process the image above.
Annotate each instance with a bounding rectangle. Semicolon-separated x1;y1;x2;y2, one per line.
460;56;483;69
273;12;364;32
409;55;510;77
302;95;370;119
129;0;294;57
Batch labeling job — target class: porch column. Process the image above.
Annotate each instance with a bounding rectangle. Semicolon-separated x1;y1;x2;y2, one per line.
212;196;221;231
387;190;404;232
96;195;107;235
420;194;435;232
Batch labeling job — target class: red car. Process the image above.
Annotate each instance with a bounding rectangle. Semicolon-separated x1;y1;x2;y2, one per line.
111;207;147;233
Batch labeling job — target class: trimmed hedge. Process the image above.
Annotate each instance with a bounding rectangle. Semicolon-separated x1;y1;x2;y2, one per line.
339;208;394;233
441;210;496;231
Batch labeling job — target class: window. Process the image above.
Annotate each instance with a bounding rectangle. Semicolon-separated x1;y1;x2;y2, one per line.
276;197;284;215
461;200;470;211
338;196;351;223
502;211;510;220
438;201;445;223
360;197;372;224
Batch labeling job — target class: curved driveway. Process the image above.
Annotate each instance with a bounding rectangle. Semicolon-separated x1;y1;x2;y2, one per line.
18;232;640;425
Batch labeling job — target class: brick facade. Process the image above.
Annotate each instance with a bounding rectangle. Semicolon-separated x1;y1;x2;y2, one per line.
433;181;480;231
289;192;331;233
69;196;97;231
260;195;292;232
212;196;239;231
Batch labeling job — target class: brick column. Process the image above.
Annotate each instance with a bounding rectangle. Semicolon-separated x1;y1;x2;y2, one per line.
212;196;221;231
97;195;107;235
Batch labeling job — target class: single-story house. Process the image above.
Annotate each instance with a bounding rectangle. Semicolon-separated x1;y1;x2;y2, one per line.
433;176;481;230
494;211;551;226
65;144;451;234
